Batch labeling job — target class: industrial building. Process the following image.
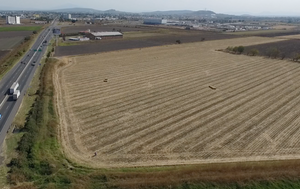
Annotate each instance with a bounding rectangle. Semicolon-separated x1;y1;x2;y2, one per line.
143;18;167;25
6;16;21;25
63;14;72;20
85;32;123;40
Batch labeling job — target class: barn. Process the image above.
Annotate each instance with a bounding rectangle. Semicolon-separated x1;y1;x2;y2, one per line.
143;18;167;25
85;32;123;40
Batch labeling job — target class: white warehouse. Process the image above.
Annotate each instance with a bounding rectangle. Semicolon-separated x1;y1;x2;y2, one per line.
6;16;21;25
143;18;167;25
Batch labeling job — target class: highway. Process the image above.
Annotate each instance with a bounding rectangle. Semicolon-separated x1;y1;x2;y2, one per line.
0;19;57;148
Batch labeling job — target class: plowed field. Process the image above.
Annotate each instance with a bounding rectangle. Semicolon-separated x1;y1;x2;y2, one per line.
55;37;300;168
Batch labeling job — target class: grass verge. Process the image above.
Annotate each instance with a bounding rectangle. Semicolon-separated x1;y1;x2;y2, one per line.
0;26;43;32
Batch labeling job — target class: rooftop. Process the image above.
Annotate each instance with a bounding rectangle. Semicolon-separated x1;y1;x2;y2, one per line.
90;32;123;37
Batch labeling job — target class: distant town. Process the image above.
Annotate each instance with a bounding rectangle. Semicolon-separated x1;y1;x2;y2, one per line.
1;8;300;32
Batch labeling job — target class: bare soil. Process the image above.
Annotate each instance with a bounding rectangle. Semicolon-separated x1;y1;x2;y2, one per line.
55;31;239;56
244;39;300;59
0;31;32;38
0;37;24;50
61;25;157;34
54;37;300;168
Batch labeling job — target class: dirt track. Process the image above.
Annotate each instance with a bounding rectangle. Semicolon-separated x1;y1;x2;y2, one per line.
54;36;300;168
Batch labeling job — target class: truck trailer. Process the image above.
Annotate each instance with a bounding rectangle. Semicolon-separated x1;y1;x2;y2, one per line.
13;90;20;100
10;82;19;94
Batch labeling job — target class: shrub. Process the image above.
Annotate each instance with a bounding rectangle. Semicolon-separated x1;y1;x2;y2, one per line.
233;46;239;53
267;47;280;58
176;40;181;44
237;46;244;54
226;46;233;51
249;48;259;56
24;36;31;41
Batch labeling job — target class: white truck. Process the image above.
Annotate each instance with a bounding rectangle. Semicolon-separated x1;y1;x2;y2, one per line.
13;90;20;100
10;82;19;94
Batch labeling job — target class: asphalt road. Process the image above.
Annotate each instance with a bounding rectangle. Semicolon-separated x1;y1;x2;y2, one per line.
0;20;57;149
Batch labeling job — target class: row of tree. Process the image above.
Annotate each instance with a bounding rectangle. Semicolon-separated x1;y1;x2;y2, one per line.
226;46;245;54
226;46;260;56
226;46;300;62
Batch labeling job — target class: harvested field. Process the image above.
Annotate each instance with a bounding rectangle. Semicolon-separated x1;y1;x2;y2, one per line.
0;31;32;38
54;37;300;168
0;37;23;50
244;39;300;59
61;25;157;34
55;31;239;56
230;29;300;37
276;34;300;39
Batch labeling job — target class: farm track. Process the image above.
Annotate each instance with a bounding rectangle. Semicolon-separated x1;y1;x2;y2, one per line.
56;37;300;167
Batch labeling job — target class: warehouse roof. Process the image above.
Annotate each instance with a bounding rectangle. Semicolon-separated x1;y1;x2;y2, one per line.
90;32;123;37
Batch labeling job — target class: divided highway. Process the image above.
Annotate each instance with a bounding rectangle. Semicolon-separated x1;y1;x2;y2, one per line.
0;20;57;148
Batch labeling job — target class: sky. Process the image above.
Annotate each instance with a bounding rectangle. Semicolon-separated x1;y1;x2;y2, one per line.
1;0;300;16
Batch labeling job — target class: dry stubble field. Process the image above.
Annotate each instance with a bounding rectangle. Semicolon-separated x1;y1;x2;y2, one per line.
55;36;300;168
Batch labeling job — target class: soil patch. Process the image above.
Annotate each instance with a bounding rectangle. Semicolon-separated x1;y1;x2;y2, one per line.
244;39;300;59
55;32;239;56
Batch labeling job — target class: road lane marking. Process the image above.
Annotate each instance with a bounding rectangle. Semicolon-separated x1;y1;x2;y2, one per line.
16;28;52;83
0;95;9;109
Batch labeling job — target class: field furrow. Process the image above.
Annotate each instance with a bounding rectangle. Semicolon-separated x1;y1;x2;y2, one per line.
56;37;300;168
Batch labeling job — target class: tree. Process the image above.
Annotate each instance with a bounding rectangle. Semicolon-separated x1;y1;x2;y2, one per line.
24;36;31;41
51;47;54;52
237;46;244;54
249;48;259;56
232;46;239;53
226;46;233;52
267;47;280;58
271;48;280;58
47;52;51;58
292;53;300;62
33;31;37;34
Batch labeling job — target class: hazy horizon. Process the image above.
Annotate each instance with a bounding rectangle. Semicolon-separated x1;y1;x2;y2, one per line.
1;0;300;16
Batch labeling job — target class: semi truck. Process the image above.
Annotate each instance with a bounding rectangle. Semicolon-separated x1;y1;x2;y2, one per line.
10;82;19;94
13;90;20;100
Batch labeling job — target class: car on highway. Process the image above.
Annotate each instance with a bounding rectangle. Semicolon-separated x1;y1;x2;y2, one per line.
31;63;35;66
0;113;2;120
